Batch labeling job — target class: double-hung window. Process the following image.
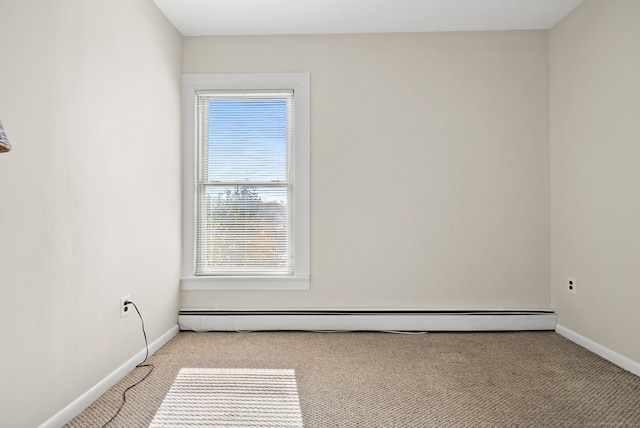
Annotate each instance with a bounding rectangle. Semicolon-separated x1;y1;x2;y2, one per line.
181;74;310;290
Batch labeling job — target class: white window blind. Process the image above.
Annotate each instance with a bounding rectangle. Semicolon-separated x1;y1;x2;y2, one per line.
195;90;295;276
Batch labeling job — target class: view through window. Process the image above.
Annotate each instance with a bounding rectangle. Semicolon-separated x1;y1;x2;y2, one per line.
195;91;294;276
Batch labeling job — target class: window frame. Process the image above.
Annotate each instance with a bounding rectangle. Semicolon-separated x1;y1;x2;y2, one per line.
181;73;310;291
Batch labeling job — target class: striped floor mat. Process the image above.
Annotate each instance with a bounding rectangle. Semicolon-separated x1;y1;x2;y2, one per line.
149;368;304;427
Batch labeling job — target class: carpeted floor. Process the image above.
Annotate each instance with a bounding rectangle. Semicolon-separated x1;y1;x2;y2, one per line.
66;331;640;427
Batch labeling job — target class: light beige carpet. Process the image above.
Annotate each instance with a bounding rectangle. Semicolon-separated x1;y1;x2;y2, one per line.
66;331;640;427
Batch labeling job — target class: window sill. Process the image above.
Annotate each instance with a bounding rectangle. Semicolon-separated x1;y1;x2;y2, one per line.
181;276;310;291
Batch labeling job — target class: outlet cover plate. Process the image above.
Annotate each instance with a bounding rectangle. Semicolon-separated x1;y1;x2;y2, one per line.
120;295;131;317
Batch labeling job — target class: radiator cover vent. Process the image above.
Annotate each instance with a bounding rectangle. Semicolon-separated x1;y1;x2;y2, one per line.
178;309;556;332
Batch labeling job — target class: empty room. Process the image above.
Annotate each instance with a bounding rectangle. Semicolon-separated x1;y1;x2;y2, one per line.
0;0;639;427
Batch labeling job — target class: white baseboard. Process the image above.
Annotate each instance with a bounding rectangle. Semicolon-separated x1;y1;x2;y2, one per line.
39;324;179;428
179;309;556;332
556;324;640;377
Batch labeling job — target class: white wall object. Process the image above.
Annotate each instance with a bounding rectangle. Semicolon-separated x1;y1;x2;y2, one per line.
179;309;556;332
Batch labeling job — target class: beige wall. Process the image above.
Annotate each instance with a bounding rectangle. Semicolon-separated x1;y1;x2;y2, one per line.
0;1;182;427
182;31;551;309
550;0;640;364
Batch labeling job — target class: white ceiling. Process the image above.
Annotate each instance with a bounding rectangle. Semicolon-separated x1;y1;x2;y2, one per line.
153;0;584;37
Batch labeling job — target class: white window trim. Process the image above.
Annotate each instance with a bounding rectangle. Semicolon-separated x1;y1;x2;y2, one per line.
181;73;310;291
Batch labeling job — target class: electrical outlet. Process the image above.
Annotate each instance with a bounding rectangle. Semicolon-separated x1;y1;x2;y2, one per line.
567;277;576;294
120;295;131;318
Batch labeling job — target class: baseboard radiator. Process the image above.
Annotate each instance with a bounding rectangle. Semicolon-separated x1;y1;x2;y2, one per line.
179;309;556;332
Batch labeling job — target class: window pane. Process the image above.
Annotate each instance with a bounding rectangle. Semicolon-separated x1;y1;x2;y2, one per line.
196;185;291;275
207;99;288;182
195;90;295;277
